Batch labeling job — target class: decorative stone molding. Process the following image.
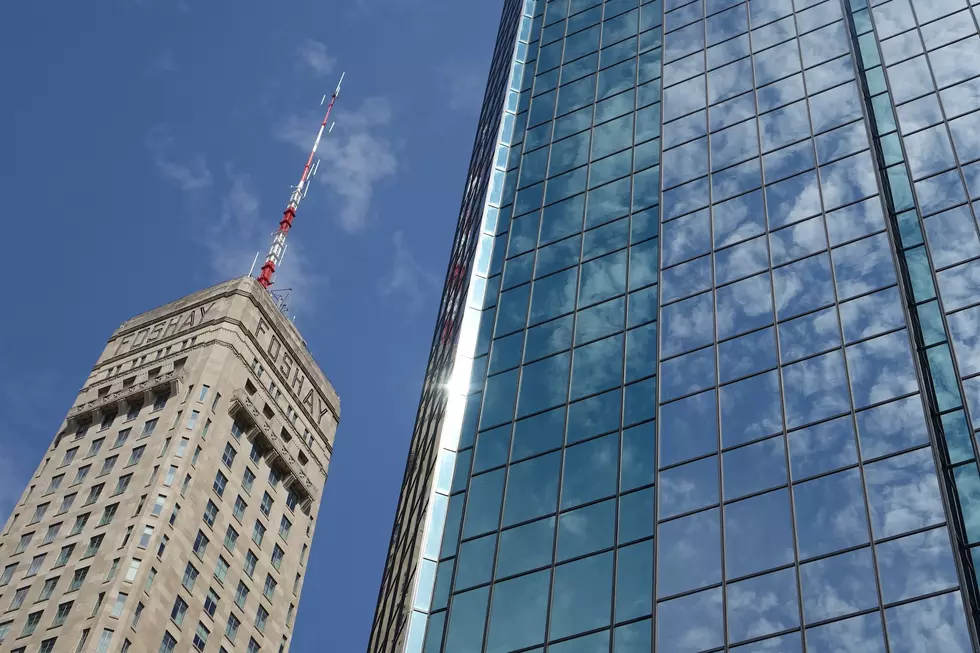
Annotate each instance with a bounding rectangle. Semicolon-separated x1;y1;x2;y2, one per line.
230;389;318;510
66;370;183;429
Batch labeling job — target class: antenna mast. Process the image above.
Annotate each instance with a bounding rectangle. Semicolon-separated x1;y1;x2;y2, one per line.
256;72;345;289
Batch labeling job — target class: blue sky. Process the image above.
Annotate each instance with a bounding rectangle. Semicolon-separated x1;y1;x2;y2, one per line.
0;1;500;649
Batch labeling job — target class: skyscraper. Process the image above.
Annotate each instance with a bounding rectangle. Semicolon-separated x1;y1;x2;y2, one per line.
0;277;339;652
369;0;980;651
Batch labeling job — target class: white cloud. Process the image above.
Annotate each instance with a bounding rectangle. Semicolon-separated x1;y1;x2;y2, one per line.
145;127;213;191
275;96;398;232
146;131;324;312
377;230;438;313
297;39;337;78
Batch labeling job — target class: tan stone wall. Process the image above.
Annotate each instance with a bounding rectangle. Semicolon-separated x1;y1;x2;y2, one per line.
0;277;339;653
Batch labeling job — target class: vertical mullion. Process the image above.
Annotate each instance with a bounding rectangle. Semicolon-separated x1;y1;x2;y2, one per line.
786;3;895;652
743;1;809;650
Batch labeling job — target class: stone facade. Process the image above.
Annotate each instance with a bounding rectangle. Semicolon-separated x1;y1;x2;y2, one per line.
0;277;339;653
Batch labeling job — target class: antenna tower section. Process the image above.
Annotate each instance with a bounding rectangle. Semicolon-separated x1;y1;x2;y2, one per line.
256;72;345;289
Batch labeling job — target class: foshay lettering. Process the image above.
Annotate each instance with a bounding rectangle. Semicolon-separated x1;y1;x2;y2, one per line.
114;301;219;356
254;318;332;429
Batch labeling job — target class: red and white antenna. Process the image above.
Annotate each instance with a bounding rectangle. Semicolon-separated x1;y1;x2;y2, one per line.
256;72;345;289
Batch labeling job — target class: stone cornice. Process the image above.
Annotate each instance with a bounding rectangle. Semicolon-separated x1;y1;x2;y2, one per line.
66;370;183;427
230;389;323;512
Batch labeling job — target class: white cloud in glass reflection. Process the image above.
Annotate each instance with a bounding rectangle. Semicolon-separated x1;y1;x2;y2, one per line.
662;291;714;357
800;548;877;623
897;94;943;135
929;36;980;88
865;448;946;539
819;151;877;210
766;170;822;230
923;205;980;269
855;394;929;459
794;468;868;559
726;568;799;643
936;259;980;311
658;509;721;597
949;305;980;376
839;286;905;343
657;587;724;653
886;591;973;653
845;330;918;408
788;416;858;480
905;124;956;179
876;527;959;604
717;273;774;339
872;0;916;40
716;235;769;285
659;457;718;518
782;350;850;429
805;611;885;653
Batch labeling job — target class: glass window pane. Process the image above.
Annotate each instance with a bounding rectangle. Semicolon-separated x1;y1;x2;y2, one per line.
503;452;561;526
800;548;878;623
462;470;505;538
486;570;550;653
855;395;929;459
579;250;627;307
885;592;973;653
773;254;835;321
660;390;718;468
720;371;783;448
549;553;614;640
719;327;778;383
657;588;724;652
770;216;826;267
660;346;715;401
557;499;615;561
845;330;917;409
839;286;905;344
662;292;714;356
614;619;651;653
788;416;857;481
512;408;565;461
474;426;512;473
877;527;959;604
725;489;795;578
778;307;840;364
723;436;787;501
444;587;489;652
727;568;799;644
660;456;719;518
658;508;721;596
662;209;711;268
455;535;497;591
519;352;571;416
571;334;624;399
619;487;654;544
805;611;885;653
497;517;555;578
715;235;769;286
621;422;655;491
782;349;851;429
864;448;946;539
794;468;868;559
567;389;621;445
561;433;619;509
615;539;653;622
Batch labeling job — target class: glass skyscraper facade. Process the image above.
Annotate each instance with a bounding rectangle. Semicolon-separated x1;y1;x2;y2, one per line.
369;0;980;651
